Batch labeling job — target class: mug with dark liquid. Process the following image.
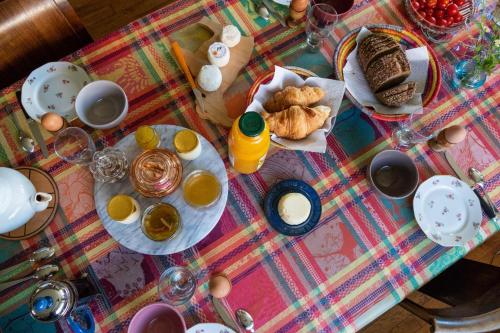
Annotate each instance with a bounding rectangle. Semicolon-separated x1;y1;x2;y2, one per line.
368;150;419;199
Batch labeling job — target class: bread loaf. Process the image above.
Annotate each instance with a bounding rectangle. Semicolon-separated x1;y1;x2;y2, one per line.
357;33;414;107
375;82;416;106
358;33;400;71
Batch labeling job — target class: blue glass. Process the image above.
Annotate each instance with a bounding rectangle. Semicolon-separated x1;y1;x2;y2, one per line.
452;59;487;89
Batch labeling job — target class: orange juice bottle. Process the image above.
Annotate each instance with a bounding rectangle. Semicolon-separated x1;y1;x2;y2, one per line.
228;112;270;174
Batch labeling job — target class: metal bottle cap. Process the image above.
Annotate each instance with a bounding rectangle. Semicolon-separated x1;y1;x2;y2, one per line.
29;280;77;322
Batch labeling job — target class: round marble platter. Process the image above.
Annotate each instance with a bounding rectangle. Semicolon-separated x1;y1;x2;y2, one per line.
94;125;228;255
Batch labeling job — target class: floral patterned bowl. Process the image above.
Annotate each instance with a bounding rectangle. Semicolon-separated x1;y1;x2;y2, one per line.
413;175;482;247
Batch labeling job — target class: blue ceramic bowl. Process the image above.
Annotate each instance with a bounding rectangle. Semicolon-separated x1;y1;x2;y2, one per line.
264;179;322;236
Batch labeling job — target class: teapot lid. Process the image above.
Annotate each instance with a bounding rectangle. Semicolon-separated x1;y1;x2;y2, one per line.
29;280;77;322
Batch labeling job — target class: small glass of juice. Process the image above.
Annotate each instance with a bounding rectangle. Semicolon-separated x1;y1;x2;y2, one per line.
182;170;221;208
141;203;181;241
135;125;160;150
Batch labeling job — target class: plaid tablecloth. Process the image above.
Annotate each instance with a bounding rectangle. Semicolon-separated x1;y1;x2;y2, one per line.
0;0;498;332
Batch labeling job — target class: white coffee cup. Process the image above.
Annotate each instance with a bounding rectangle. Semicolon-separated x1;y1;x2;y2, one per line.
76;80;128;129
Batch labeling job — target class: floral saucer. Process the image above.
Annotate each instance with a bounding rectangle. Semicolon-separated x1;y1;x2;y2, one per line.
187;323;236;333
21;62;91;122
413;175;482;247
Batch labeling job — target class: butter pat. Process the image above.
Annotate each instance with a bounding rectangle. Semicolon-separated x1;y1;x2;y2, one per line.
221;25;241;48
208;42;230;67
278;193;311;225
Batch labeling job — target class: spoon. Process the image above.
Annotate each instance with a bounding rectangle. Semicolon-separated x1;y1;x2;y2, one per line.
0;247;56;278
10;110;35;153
469;168;498;215
0;264;59;292
236;308;255;332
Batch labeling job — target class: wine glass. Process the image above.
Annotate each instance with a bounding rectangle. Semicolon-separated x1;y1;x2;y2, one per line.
158;266;196;306
305;3;338;52
391;108;442;150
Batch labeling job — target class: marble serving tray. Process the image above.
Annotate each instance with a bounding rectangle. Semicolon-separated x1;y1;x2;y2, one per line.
94;125;228;255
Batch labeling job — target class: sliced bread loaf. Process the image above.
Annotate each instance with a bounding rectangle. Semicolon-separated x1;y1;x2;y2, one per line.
358;34;400;71
375;81;416;106
365;49;411;93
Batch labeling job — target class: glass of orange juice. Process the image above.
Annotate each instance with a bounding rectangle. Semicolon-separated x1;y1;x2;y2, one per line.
135;125;160;150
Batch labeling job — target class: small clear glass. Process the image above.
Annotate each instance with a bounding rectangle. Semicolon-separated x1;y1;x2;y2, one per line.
158;266;196;306
54;127;96;165
306;3;338;52
54;127;128;183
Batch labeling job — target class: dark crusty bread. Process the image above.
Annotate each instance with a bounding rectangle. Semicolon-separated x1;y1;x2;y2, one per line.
358;33;400;71
365;49;411;93
375;82;416;106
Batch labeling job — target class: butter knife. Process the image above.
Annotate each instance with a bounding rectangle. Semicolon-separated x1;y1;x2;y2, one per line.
212;297;240;332
262;0;287;27
444;151;496;219
16;91;49;158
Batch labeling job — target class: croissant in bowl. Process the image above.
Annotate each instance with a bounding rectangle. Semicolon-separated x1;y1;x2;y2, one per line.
262;105;331;140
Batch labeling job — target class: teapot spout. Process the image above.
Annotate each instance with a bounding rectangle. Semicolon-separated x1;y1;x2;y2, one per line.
30;193;53;212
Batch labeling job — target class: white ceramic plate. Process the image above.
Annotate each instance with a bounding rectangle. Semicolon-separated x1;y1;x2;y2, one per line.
187;323;236;333
21;62;91;122
94;125;229;255
413;175;482;247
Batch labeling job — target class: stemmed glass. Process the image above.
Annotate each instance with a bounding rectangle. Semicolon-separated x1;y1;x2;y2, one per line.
158;266;196;306
54;127;128;183
391;108;442;150
305;3;338;52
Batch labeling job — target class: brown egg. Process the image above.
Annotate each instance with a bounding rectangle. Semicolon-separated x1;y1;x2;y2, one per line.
41;112;64;132
444;125;467;144
209;274;231;299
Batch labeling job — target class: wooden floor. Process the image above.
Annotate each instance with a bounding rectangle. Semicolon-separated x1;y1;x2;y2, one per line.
67;2;500;332
68;0;175;39
360;231;500;333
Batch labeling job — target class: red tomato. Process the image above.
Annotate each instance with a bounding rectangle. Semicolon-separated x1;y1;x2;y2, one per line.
434;9;445;18
437;0;449;9
418;9;427;18
426;8;435;17
436;18;448;26
453;13;464;23
412;0;421;10
447;4;459;16
426;0;438;7
426;16;437;24
454;0;465;6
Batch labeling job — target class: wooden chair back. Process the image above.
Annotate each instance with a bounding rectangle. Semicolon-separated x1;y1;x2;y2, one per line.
0;0;92;88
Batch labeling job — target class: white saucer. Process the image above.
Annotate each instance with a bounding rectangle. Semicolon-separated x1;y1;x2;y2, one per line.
413;175;482;247
21;62;91;121
187;323;236;333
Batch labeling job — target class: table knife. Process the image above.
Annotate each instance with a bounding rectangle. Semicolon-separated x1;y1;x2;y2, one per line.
444;151;496;219
171;41;205;115
262;0;288;27
15;91;49;158
212;297;240;332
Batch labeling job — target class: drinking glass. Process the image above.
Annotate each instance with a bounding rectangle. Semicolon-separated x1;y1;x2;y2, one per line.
54;127;128;183
305;3;338;52
54;127;96;164
158;266;196;306
391;109;442;150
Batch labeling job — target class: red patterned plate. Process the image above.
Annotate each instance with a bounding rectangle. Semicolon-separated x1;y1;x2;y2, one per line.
333;24;441;122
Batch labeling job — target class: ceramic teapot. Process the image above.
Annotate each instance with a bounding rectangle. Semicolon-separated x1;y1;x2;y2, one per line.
0;167;53;233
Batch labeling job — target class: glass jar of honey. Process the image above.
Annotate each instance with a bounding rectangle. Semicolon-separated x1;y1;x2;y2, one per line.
141;203;180;241
129;148;182;197
182;170;221;208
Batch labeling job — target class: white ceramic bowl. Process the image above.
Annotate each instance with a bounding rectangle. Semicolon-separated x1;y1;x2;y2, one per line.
75;80;128;129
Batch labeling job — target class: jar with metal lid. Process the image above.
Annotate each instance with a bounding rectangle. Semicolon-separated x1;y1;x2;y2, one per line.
30;279;96;333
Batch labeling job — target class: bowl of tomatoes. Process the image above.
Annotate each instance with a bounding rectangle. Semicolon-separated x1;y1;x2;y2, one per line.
404;0;475;42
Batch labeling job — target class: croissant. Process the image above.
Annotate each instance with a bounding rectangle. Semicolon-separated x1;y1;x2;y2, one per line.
264;86;325;113
262;105;331;140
